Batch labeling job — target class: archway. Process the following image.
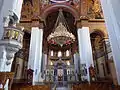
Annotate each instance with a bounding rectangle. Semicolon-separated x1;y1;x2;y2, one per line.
90;30;110;80
41;4;79;21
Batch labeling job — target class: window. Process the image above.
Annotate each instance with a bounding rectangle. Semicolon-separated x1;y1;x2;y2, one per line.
50;61;53;65
66;50;69;56
58;51;62;57
51;50;54;56
67;61;70;65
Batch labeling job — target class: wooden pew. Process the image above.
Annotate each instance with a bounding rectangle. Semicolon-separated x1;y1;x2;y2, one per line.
72;82;119;90
12;84;51;90
0;72;14;90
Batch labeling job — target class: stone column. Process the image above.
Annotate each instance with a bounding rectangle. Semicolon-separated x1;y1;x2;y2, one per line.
100;0;120;85
28;22;44;84
77;27;94;82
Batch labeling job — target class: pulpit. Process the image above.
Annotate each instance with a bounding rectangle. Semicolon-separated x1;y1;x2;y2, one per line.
0;72;14;90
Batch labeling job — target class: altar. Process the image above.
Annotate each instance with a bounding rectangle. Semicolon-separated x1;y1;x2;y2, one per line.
44;57;76;85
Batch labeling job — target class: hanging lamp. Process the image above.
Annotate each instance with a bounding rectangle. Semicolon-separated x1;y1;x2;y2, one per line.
47;9;75;47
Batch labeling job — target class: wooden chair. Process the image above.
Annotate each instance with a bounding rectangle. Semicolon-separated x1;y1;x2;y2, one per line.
0;72;14;90
0;73;7;90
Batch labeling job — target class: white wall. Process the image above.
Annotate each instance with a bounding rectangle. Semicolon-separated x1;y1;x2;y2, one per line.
100;0;120;84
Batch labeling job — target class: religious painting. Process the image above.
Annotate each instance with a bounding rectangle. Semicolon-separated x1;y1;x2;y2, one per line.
21;0;33;19
87;0;104;19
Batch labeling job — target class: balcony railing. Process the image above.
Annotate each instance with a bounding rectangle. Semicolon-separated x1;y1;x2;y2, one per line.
2;26;24;44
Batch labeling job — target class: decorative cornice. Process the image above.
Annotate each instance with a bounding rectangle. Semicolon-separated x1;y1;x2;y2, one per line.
80;15;89;20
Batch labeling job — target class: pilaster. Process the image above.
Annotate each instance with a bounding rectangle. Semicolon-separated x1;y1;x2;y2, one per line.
28;20;44;84
77;27;94;82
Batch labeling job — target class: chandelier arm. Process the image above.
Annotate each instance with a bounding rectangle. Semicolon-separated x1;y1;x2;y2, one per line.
61;12;71;32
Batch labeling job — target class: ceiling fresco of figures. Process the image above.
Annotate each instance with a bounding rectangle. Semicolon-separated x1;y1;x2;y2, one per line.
21;0;103;20
87;0;104;19
20;0;104;34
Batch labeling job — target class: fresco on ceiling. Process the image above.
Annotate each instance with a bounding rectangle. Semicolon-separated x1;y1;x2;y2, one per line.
88;0;104;19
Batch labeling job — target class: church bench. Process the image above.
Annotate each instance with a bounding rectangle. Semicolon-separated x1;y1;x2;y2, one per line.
12;84;50;90
0;72;14;90
72;82;118;90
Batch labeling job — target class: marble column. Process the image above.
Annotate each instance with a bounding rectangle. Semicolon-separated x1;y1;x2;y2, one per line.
77;27;94;82
100;0;120;85
28;27;43;85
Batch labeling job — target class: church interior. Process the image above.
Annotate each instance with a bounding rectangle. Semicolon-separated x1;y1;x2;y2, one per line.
0;0;120;90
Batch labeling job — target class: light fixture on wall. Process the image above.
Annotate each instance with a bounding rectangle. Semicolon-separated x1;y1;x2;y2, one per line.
47;9;75;47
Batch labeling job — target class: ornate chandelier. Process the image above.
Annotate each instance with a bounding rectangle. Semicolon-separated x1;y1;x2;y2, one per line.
47;9;75;47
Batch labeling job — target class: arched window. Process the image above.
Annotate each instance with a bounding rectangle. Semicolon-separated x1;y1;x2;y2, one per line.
66;50;69;56
50;61;53;65
58;51;62;57
67;61;70;65
51;50;54;56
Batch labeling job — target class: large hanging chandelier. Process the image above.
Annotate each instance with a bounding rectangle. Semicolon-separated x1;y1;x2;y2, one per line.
47;9;75;47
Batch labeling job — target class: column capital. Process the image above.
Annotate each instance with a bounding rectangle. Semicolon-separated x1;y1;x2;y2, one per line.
76;19;89;29
32;18;44;29
80;19;89;27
